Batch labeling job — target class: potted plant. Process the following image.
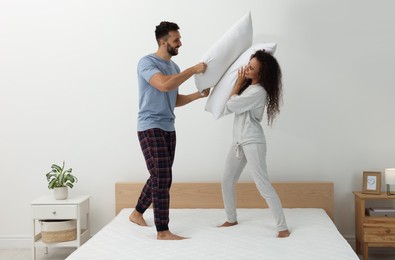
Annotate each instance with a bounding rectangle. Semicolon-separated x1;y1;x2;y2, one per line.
45;161;77;200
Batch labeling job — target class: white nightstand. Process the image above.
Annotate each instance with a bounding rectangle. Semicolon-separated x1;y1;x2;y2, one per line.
31;195;90;260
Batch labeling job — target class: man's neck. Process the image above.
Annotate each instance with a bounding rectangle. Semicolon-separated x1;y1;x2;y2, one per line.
155;49;171;61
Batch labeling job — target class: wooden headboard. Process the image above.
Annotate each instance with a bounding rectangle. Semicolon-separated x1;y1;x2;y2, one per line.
115;182;334;220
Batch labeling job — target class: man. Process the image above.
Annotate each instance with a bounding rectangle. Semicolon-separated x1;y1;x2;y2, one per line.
129;21;209;240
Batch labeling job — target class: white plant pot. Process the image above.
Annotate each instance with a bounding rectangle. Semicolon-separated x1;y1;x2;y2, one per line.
54;187;68;200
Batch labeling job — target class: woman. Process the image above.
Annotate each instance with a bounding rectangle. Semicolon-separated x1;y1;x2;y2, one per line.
220;50;290;238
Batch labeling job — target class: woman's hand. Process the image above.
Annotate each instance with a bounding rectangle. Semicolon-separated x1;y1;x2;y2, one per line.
228;67;246;98
236;67;247;86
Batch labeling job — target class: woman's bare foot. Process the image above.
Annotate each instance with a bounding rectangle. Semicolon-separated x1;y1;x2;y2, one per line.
277;230;290;238
157;230;188;240
218;221;238;227
129;210;148;226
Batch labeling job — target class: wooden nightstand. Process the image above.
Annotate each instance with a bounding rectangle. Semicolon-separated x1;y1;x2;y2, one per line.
31;195;90;260
353;192;395;260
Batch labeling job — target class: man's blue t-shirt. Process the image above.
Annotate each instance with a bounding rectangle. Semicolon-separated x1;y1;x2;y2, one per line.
137;54;180;131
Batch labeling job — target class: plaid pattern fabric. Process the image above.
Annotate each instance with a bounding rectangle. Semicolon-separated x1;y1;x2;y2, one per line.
136;128;176;231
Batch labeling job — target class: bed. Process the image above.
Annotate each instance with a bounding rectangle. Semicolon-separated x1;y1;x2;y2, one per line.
66;182;359;260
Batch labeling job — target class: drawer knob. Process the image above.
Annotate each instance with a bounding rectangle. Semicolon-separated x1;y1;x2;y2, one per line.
52;211;56;215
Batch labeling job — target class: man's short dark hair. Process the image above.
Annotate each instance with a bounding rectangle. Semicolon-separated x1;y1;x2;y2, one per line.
155;21;179;44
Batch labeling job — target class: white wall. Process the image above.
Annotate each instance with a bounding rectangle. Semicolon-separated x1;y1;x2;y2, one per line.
1;0;395;246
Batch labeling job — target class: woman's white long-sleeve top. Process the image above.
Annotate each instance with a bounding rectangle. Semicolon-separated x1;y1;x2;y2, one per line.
224;84;267;146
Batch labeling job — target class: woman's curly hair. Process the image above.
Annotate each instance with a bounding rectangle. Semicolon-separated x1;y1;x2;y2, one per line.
239;50;283;126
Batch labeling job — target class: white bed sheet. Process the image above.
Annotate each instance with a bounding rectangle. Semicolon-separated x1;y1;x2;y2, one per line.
67;208;358;260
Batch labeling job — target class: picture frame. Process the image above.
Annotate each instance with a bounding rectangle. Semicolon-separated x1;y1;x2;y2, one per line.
362;171;381;194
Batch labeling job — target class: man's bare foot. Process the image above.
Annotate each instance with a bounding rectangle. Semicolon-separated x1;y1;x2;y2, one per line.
129;210;148;226
277;230;290;238
157;230;188;240
218;221;238;227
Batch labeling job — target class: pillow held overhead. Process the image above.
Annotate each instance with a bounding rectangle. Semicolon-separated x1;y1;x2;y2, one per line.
205;43;277;120
194;12;253;92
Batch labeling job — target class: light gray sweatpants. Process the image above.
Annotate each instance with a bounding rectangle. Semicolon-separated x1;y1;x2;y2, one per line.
221;142;288;231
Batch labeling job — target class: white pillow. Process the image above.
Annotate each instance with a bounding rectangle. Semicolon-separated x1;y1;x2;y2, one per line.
194;12;252;91
205;43;277;119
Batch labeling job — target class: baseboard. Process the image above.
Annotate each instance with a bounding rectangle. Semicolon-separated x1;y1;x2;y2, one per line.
0;234;94;249
344;235;395;255
0;236;31;248
344;235;356;250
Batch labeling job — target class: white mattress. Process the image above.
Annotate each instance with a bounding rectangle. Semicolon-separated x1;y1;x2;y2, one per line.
67;208;358;260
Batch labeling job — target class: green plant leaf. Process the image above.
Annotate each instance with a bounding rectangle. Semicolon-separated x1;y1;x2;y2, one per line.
48;178;57;189
64;168;72;174
65;175;76;183
51;164;62;173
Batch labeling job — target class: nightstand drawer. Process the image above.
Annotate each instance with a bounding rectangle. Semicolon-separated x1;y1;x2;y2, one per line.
32;205;78;219
364;219;395;243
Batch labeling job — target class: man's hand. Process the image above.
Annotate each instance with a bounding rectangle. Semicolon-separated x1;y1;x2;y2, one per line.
199;88;210;98
194;62;207;74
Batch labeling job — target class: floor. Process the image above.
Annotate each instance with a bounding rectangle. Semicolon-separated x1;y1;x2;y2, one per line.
0;248;74;260
0;248;394;260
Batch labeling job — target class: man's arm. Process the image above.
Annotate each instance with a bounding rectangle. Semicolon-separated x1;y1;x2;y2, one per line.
176;89;210;107
149;63;207;92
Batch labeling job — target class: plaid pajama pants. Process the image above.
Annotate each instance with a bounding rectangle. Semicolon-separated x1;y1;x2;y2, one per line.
135;128;176;231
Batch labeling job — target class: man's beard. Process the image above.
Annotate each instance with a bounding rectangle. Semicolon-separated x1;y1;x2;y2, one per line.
167;44;179;56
